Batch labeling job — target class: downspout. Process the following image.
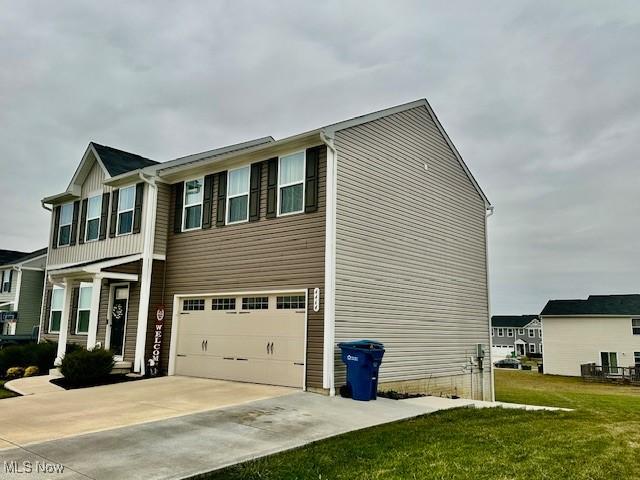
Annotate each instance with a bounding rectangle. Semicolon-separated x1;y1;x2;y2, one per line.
37;201;52;344
320;130;337;396
133;171;159;375
485;204;495;401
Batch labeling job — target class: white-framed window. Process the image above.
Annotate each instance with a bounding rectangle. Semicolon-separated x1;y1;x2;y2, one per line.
278;151;305;216
507;328;514;337
49;286;64;333
600;351;618;369
76;283;92;334
632;319;640;335
58;202;74;246
539;329;543;338
518;328;525;335
117;186;136;236
85;195;102;242
227;166;250;224
634;352;640;368
528;328;535;338
1;270;10;292
491;328;496;337
539;343;543;354
497;328;504;337
529;343;536;354
183;178;204;231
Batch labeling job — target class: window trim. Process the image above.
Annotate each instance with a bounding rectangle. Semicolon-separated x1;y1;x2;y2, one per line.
518;328;525;335
277;150;306;217
497;328;504;337
84;194;103;243
1;269;10;293
507;328;514;337
182;177;205;232
226;166;251;225
49;286;64;333
634;352;640;368
491;328;496;337
116;184;136;237
75;282;92;335
528;328;535;338
529;343;536;354
632;319;640;335
57;202;74;247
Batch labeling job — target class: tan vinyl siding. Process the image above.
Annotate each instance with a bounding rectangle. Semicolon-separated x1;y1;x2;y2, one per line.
161;146;326;388
16;269;45;336
334;106;490;397
153;183;170;256
47;160;147;268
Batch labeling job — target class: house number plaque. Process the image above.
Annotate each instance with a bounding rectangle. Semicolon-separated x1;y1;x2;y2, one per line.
313;288;320;312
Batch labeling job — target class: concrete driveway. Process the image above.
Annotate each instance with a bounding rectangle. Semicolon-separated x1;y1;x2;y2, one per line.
0;376;292;448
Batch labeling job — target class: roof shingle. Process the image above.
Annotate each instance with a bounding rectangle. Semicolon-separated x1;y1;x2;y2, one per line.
91;143;158;177
541;295;640;316
491;315;539;328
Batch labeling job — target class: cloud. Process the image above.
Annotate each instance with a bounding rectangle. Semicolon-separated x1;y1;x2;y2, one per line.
0;0;639;314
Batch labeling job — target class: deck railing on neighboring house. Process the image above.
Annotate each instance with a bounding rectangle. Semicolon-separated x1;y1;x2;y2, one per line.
580;363;640;384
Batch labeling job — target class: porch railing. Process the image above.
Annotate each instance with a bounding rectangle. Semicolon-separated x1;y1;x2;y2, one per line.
580;363;640;384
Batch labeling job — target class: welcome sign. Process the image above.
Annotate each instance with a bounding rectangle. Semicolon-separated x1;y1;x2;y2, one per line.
148;306;165;376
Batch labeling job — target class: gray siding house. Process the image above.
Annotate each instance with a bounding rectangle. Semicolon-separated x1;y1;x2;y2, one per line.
40;99;494;400
491;315;543;358
0;248;47;343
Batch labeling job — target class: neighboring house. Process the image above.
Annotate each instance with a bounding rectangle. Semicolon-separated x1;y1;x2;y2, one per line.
540;294;640;377
491;315;543;359
0;248;48;343
39;99;493;400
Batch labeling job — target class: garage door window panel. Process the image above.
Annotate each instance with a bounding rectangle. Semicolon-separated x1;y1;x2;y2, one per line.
242;297;269;310
277;295;305;309
183;299;205;311
212;298;236;311
227;167;250;224
183;178;204;231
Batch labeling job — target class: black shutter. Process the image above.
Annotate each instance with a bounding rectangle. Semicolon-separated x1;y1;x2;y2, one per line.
78;199;88;245
215;171;227;227
69;287;79;335
44;289;52;328
51;206;61;249
69;200;80;246
99;192;110;240
132;182;144;234
249;162;262;222
109;189;119;238
7;270;12;293
173;182;184;233
266;158;278;219
305;146;321;213
202;174;214;229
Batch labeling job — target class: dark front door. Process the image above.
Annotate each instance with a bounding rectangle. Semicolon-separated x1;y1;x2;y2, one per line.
110;286;129;358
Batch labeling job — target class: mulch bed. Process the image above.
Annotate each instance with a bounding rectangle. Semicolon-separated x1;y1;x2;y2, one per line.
377;390;427;400
51;374;145;390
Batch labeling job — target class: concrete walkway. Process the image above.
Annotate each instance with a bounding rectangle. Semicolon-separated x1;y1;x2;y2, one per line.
0;391;568;480
4;374;64;396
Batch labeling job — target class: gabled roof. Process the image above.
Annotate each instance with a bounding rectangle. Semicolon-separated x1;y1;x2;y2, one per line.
541;295;640;317
492;315;540;328
0;248;47;267
91;143;158;176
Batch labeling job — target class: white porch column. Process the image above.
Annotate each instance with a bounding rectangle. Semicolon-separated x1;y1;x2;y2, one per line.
86;275;102;350
54;279;73;366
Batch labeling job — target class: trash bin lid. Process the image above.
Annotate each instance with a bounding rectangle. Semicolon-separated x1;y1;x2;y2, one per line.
338;340;384;350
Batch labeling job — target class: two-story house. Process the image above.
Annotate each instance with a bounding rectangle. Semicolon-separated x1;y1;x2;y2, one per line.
39;99;494;400
491;315;543;359
541;294;640;376
0;248;47;344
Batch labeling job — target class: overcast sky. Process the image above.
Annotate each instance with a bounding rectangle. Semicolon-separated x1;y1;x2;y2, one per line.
0;1;638;314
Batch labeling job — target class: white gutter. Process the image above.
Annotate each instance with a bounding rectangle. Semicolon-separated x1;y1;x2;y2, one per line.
485;205;495;401
320;130;337;396
133;171;159;374
11;266;22;315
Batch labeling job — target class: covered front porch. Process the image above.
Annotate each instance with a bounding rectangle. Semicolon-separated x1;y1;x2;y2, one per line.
44;255;147;374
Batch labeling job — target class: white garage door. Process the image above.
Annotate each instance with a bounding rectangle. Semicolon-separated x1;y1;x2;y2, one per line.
175;292;306;388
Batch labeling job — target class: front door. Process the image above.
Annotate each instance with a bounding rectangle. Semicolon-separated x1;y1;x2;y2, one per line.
110;286;129;359
516;343;525;356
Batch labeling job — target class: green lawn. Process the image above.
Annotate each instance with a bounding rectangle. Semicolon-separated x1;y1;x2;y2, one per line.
0;380;17;399
203;370;640;480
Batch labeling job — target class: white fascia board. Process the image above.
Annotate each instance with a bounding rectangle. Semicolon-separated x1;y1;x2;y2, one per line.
47;254;143;275
65;143;111;194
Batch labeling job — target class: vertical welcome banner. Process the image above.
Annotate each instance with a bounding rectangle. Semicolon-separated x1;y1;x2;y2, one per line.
149;305;165;376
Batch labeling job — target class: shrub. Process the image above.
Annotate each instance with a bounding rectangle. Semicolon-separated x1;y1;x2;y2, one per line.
60;348;114;387
0;341;60;377
24;366;40;377
6;367;25;380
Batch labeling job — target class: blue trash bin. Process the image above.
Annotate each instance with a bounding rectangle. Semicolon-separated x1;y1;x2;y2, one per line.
338;340;385;401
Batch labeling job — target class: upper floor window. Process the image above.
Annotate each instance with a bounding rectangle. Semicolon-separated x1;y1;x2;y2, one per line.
183;178;204;230
117;186;136;236
76;283;92;334
278;151;305;215
49;286;64;333
1;270;11;292
507;328;514;337
497;328;504;337
491;328;496;337
518;328;524;335
85;195;102;242
227;166;250;224
633;319;640;335
58;203;74;246
528;328;535;338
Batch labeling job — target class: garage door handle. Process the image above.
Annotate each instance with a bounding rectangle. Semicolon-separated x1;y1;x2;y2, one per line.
204;340;208;351
201;340;205;351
